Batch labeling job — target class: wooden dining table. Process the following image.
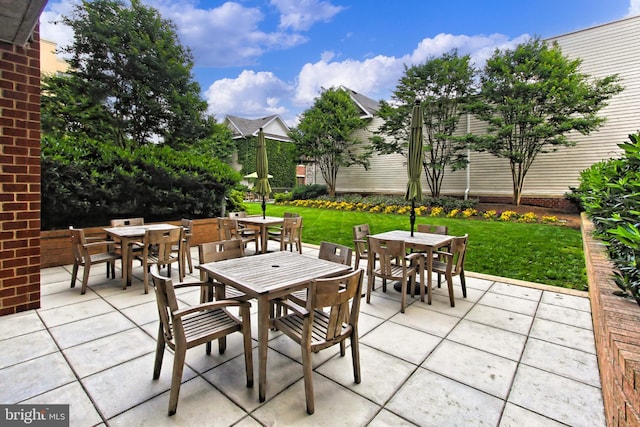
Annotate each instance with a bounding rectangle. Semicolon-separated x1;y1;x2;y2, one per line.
104;223;180;288
197;251;352;402
368;230;453;299
235;215;284;253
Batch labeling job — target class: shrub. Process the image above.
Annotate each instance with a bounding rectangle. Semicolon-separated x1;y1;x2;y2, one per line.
41;134;238;229
290;184;328;200
574;131;640;305
274;192;292;203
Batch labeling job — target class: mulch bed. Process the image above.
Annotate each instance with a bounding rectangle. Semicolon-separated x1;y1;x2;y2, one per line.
476;203;582;229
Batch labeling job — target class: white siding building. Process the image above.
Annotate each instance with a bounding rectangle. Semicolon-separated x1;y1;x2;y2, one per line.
321;15;640;210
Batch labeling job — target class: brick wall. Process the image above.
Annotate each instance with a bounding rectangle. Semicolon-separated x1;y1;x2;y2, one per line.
583;214;640;426
0;29;41;315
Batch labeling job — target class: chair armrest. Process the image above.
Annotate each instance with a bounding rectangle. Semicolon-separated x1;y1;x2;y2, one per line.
173;299;251;319
406;252;423;262
434;251;453;260
83;241;116;249
276;298;309;317
173;280;209;289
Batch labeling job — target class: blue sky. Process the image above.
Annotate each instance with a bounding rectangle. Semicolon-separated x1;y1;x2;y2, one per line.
41;0;639;126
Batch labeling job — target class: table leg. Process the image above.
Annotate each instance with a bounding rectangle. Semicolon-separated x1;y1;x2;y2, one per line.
426;248;433;304
121;237;130;289
258;295;269;402
261;225;268;254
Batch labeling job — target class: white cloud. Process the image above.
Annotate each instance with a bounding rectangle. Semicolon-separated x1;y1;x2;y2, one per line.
271;0;345;31
39;1;75;54
205;70;294;121
629;0;640;15
291;33;530;109
149;0;306;67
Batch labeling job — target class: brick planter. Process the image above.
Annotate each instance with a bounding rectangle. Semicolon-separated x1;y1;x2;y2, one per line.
583;213;640;426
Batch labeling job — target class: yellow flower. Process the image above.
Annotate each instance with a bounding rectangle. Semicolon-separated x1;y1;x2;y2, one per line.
430;206;443;217
499;210;518;221
483;210;497;219
518;212;538;222
542;215;558;223
462;208;477;218
447;209;460;218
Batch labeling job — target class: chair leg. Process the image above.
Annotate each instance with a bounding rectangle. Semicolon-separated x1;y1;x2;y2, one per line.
400;276;407;313
168;346;186;416
350;331;361;384
153;323;165;380
301;344;314;415
143;262;149;294
240;306;254;388
460;270;467;298
70;263;79;288
354;254;360;270
81;263;91;295
366;271;374;303
446;272;455;307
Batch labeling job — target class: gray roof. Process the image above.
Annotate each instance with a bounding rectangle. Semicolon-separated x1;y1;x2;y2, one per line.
224;115;293;142
341;86;380;118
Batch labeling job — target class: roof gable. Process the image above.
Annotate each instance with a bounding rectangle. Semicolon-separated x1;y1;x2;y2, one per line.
224;115;292;142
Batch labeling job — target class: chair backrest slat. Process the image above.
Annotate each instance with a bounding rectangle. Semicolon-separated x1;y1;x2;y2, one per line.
111;217;144;227
308;269;363;341
368;237;407;276
417;224;448;235
318;241;353;267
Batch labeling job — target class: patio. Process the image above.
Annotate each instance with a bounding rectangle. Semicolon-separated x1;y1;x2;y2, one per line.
0;241;603;426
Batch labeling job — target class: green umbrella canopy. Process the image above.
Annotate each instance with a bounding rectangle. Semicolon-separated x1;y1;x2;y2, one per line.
405;100;423;203
254;128;272;196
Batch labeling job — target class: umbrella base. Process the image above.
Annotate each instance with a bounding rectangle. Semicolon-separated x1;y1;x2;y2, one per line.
393;281;424;295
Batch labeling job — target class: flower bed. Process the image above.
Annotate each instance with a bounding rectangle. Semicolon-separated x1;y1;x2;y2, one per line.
280;199;560;224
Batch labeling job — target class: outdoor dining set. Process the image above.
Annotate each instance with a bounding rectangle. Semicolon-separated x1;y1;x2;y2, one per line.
67;212;469;416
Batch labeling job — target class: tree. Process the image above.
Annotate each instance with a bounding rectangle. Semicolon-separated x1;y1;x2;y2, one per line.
468;37;623;205
54;0;210;148
372;51;475;197
290;87;371;197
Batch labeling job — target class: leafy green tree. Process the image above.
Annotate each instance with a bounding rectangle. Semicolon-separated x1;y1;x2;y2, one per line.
373;51;475;197
290;87;371;197
468;37;623;205
54;0;210;148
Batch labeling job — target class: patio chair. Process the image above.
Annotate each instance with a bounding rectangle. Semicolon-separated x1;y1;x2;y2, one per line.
285;241;353;314
198;239;249;353
109;217;145;260
417;224;448;235
267;211;299;240
366;237;422;313
179;219;194;274
228;211;260;238
69;227;120;295
273;269;363;414
150;267;253;416
217;218;259;253
431;234;468;307
352;224;370;270
269;216;303;253
136;227;184;294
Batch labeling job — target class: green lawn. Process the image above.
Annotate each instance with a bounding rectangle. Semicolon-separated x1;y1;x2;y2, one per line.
246;203;587;290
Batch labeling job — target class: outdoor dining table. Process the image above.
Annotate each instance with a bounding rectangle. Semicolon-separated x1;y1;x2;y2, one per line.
197;250;352;402
368;230;453;295
235;215;284;253
104;223;180;288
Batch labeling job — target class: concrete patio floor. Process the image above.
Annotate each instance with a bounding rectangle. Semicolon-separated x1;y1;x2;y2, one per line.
0;241;604;426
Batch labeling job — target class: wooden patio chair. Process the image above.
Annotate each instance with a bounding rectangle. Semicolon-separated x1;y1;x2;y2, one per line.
150;267;253;416
352;224;370;270
69;227;120;294
431;234;469;307
417;224;448;235
366;236;423;313
217;217;259;253
267;211;299;240
273;269;363;414
179;219;194;274
136;227;184;294
285;241;353;314
270;216;303;253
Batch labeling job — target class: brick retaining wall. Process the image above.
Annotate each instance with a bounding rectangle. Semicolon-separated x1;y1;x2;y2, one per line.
583;214;640;426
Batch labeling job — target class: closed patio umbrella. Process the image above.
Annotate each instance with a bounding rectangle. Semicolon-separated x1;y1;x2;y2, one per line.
254;128;271;219
405;100;424;236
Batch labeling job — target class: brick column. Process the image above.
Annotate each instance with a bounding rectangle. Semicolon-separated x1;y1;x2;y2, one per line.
0;28;41;315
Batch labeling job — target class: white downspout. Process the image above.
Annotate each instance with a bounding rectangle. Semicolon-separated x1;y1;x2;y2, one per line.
464;112;471;200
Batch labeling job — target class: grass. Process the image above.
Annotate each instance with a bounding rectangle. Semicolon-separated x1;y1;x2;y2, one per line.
246;202;587;290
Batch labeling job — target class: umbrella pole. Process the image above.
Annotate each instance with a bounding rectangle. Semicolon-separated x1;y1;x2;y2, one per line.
410;200;416;236
262;195;266;219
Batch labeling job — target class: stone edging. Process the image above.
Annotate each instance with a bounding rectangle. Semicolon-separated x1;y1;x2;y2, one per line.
582;213;640;426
